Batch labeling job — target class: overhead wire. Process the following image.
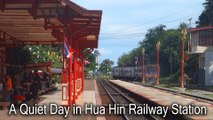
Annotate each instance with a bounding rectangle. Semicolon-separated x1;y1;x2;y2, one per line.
99;12;200;40
101;2;202;35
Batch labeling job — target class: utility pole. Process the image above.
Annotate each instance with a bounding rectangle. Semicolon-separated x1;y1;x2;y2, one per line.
181;29;187;88
187;18;192;53
209;0;213;25
156;41;160;85
169;39;173;75
142;48;145;83
188;18;192;28
169;48;173;75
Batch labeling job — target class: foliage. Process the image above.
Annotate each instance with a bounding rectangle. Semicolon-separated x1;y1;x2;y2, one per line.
52;74;62;83
140;25;166;64
8;47;32;66
25;45;63;68
117;53;131;66
7;45;63;75
99;59;114;75
178;22;189;30
117;23;198;82
84;53;97;76
196;0;213;27
7;47;32;74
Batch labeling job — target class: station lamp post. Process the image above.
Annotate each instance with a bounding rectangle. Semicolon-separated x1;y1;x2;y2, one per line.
156;41;160;85
142;48;145;83
181;29;187;88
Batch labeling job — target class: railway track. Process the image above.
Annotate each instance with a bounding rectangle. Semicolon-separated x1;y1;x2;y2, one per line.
97;78;160;120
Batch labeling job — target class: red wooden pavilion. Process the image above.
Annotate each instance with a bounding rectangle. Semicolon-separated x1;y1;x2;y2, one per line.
0;0;102;106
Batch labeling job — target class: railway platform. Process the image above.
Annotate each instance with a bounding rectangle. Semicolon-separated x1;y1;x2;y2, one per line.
110;80;213;120
0;79;105;120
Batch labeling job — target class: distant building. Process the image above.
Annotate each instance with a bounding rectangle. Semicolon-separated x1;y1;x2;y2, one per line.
189;26;213;86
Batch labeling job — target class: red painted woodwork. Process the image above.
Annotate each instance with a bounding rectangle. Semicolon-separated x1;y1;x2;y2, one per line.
0;0;102;106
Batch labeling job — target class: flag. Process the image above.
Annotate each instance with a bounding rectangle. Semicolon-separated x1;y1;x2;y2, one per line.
63;32;75;58
64;41;71;58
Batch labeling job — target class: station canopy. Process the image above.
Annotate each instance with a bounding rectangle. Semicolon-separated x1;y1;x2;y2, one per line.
0;0;102;48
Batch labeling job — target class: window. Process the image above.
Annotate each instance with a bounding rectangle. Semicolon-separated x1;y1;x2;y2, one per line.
199;29;213;46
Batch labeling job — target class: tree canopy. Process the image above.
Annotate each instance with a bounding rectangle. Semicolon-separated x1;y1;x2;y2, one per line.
99;59;114;75
84;53;97;75
25;45;63;68
117;23;198;82
197;0;213;27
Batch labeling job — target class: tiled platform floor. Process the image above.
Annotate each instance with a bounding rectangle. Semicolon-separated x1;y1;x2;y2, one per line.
0;79;105;120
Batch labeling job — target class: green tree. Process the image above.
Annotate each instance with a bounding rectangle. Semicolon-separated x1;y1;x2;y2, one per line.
117;25;166;67
178;22;189;30
7;47;32;74
26;45;63;68
117;23;198;83
117;53;131;66
129;47;142;66
197;0;213;27
8;47;32;66
160;29;182;77
140;25;166;64
99;59;114;75
84;53;97;76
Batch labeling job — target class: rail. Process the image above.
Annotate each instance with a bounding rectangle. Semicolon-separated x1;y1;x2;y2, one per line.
97;78;160;120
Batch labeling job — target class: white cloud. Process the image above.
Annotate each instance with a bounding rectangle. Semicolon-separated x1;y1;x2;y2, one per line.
73;0;204;65
74;0;203;13
101;24;146;37
73;0;147;9
98;48;113;56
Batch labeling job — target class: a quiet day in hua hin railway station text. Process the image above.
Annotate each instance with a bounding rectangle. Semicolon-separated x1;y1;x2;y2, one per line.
8;103;207;118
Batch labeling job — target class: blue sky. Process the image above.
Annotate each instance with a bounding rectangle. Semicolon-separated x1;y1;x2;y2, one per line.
74;0;204;66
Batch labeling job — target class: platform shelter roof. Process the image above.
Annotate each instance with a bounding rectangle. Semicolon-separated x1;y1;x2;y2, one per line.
189;26;213;32
0;0;102;49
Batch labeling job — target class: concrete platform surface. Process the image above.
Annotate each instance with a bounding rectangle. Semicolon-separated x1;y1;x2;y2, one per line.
110;80;213;120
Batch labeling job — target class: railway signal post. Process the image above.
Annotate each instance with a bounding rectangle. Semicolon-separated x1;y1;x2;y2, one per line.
156;41;160;85
181;29;187;88
135;57;138;81
142;48;145;83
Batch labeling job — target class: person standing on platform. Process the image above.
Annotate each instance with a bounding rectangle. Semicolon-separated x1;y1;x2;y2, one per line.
0;80;3;100
34;69;42;90
5;75;13;102
30;69;41;101
29;80;39;101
